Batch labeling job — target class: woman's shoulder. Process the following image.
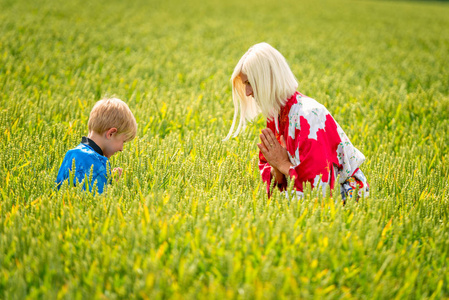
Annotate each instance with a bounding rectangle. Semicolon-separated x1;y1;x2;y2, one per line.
286;93;335;140
288;93;329;117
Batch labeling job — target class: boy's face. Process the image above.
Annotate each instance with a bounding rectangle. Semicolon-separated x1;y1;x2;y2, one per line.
103;132;127;158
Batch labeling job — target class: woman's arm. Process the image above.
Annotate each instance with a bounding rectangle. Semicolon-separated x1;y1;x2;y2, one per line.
271;166;287;185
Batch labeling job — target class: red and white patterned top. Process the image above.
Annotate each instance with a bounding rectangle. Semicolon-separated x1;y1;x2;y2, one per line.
258;91;366;196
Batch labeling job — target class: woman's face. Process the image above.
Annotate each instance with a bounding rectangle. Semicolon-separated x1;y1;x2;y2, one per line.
240;73;254;97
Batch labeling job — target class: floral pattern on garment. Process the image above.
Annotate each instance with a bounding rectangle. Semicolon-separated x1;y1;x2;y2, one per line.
258;91;369;199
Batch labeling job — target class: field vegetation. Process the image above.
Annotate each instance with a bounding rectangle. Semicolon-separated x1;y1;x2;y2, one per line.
1;0;448;298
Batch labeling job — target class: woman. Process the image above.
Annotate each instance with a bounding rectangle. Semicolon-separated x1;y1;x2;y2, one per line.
225;42;369;201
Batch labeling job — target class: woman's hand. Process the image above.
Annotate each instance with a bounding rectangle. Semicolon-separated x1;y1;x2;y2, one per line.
257;128;292;177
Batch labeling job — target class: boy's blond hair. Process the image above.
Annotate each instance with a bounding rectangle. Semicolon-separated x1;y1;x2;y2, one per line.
225;42;298;140
88;97;137;142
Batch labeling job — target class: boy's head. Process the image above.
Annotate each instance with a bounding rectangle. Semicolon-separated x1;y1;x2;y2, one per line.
88;97;137;158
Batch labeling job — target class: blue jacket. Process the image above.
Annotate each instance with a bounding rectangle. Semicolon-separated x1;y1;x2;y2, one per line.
56;139;109;194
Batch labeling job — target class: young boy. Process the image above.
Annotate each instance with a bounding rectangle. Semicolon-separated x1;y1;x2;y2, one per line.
56;97;137;194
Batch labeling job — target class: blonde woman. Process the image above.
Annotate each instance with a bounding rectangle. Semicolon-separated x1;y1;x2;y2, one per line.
226;42;369;201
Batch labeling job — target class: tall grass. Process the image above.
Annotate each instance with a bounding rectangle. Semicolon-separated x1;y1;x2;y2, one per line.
1;0;448;298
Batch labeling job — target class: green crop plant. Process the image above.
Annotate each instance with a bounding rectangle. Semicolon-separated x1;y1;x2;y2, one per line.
1;0;448;298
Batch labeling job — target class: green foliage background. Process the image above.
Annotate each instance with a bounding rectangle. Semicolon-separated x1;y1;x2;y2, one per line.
1;0;448;298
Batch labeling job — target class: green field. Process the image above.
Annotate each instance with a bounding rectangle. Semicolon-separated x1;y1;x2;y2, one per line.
1;0;449;298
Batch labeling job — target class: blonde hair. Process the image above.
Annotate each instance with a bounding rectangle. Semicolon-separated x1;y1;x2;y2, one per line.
88;97;137;142
225;42;298;140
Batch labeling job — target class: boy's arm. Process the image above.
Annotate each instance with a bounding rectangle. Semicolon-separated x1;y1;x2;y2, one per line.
94;166;122;193
56;153;78;188
91;171;107;194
